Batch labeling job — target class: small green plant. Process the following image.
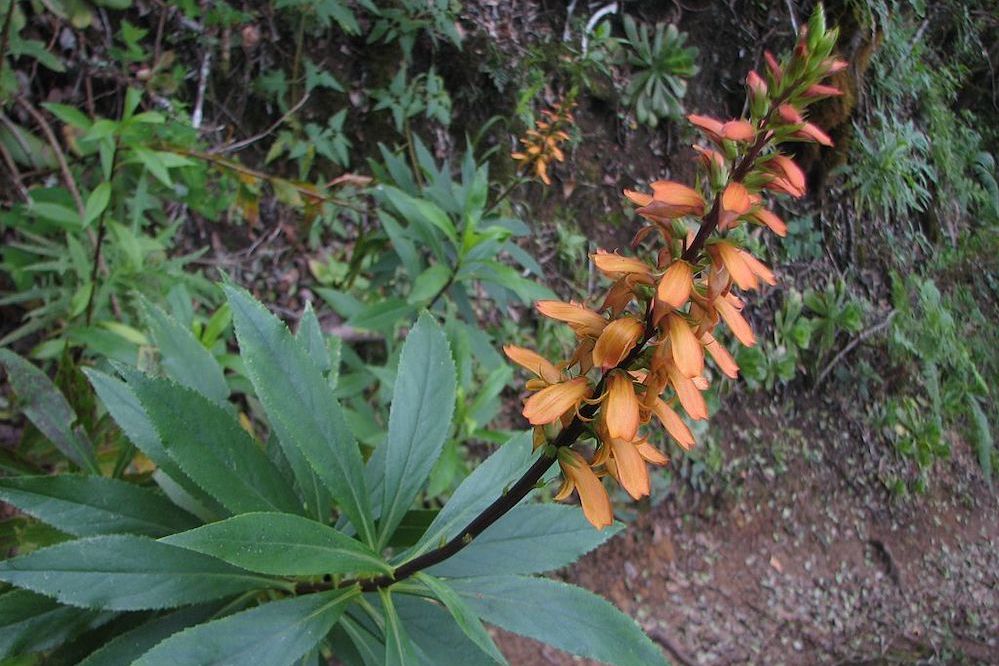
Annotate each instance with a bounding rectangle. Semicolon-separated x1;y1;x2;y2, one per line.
736;290;815;390
843;112;934;224
884;275;994;489
618;16;698;128
371;68;452;134
803;278;864;369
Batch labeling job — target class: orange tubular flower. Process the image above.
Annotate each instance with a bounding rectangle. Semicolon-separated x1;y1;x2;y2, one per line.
604;371;640;441
522;377;591;425
535;301;606;338
667;314;704;378
651;398;696;449
592;317;645;370
632;180;706;222
657;260;693;309
504;7;844;530
555;449;613;530
607;437;650;500
591;250;654;283
503;345;562;385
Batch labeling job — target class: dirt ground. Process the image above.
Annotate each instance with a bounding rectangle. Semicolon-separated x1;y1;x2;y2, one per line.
496;390;999;665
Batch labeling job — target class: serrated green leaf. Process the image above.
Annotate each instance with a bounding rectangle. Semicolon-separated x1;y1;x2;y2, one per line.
162;513;390;577
77;605;219;666
378;314;456;548
225;285;374;545
132;146;172;187
380;590;419;666
450;576;666;666
393;595;498;666
129;373;302;516
0;589;105;659
0;535;281;611
414;574;506;664
0;476;198;538
426;505;620;577
0;349;97;473
141;297;229;405
83;368;225;518
404;432;533;560
133;588;357;666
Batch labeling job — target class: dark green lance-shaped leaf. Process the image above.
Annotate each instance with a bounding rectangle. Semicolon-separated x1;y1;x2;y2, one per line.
378;314;456;548
78;605;219;666
296;302;332;375
450;576;666;666
426;505;620;578
393;595;498;666
162;513;391;577
0;589;105;659
84;368;225;518
380;590;419;666
130;373;302;516
415;574;506;664
225;284;374;545
141;297;229;405
132;587;358;666
0;535;282;611
0;475;198;538
0;349;98;473
404;432;533;560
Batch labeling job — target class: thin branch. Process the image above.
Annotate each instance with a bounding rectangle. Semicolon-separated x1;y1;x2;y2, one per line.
192;47;213;130
0;0;16;87
813;310;896;390
211;93;310;154
15;97;85;216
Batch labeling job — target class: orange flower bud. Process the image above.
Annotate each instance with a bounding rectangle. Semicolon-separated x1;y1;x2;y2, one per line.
556;448;613;530
522;377;591;425
593;317;644;370
668;314;705;378
701;333;739;379
536;300;607;338
604;371;641;441
715;294;756;346
688;115;755;144
623;188;653;207
634;180;706;221
803;84;843;98
656;261;693;309
591;250;653;282
608;437;650;500
746;70;767;97
766;155;806;198
795;122;834;147
635;438;669;465
651;397;696;449
748;206;788;236
778;104;804;125
666;363;708;421
714;242;758;291
719;182;753;230
764;50;782;82
503;345;562;385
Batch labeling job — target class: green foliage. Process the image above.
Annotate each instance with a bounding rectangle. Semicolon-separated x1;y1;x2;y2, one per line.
0;89;225;357
843;112;933;224
618;16;698;128
0;289;656;663
362;0;463;63
736;281;865;390
371;68;452;133
883;275;994;489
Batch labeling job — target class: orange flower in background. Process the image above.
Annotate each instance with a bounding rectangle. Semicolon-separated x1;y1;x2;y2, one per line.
512;100;575;186
504;11;844;528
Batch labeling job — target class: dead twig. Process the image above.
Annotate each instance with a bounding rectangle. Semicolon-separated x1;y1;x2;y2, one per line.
211;93;310;154
15;97;85;217
813;310;897;390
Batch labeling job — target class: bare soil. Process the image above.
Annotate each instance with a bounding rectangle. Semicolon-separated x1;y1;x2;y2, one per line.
496;391;999;665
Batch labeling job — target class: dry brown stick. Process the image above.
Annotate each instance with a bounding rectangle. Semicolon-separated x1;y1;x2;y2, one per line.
0;140;28;202
813;310;897;390
211;93;310;154
644;625;698;666
15;97;86;217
